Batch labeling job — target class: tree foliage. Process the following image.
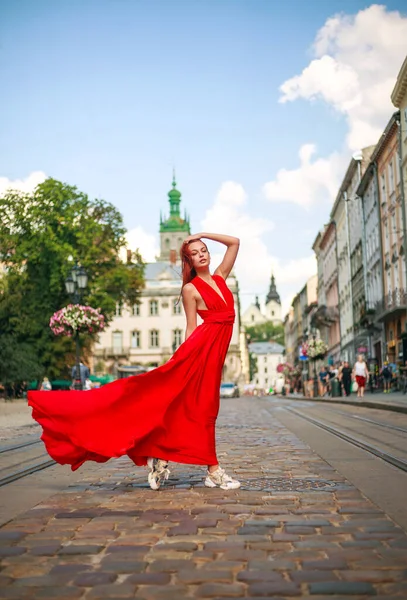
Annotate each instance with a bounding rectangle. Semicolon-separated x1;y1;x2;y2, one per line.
0;178;145;394
245;321;285;345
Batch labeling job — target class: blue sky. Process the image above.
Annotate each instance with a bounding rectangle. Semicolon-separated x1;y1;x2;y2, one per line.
1;0;407;312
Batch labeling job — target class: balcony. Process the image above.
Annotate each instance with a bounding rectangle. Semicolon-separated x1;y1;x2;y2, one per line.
94;347;131;358
311;305;339;328
375;288;407;321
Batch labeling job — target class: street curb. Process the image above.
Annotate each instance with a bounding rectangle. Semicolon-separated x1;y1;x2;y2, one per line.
277;394;407;415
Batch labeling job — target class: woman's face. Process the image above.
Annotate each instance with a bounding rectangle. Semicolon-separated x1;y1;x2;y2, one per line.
188;240;210;270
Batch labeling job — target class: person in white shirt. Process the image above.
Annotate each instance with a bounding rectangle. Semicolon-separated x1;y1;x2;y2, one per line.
352;355;369;398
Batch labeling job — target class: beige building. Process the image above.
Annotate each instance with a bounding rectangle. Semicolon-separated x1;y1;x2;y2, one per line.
284;307;295;367
374;112;406;365
391;56;407;209
248;341;285;392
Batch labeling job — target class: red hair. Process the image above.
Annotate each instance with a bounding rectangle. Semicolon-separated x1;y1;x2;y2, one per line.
180;239;208;288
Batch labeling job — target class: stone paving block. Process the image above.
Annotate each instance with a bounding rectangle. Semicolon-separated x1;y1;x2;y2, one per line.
0;546;27;557
196;582;246;597
247;581;301;596
58;545;104;555
126;572;170;584
147;558;195;572
302;557;348;570
73;572;117;586
29;544;62;555
177;569;234;583
30;588;85;599
85;583;137;598
308;581;376;595
99;559;147;573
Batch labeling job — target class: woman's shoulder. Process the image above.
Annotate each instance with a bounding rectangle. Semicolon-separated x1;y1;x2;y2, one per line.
182;282;198;297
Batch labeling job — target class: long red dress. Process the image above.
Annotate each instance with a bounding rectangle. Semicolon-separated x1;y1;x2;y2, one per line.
28;274;235;471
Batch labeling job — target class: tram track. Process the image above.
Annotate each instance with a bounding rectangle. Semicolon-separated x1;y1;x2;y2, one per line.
285;406;407;473
0;457;56;487
0;437;42;454
311;405;407;435
0;436;56;486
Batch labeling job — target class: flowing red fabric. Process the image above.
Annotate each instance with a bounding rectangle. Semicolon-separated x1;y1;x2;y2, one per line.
28;275;235;471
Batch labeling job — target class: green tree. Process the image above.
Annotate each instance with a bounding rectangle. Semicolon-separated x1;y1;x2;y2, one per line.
0;178;145;394
245;321;285;345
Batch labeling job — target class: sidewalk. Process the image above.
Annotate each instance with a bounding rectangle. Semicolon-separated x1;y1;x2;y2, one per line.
284;391;407;414
1;397;407;598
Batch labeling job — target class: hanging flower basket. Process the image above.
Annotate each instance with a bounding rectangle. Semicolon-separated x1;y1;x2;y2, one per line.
303;337;328;360
50;304;106;337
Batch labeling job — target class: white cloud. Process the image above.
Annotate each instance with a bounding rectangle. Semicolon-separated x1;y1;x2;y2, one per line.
279;4;407;150
201;181;316;312
265;5;407;212
263;144;345;209
0;171;47;196
124;225;160;263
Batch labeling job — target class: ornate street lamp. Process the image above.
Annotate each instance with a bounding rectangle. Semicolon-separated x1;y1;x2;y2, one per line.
65;263;88;390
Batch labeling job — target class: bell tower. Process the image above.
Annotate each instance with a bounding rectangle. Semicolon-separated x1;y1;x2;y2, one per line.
265;273;282;324
159;172;190;263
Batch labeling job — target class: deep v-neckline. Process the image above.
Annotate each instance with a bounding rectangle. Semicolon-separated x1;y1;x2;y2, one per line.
196;275;227;306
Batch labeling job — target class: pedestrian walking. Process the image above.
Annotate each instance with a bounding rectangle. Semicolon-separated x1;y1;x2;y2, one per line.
353;354;369;398
381;362;392;393
318;366;328;396
40;377;52;391
28;232;241;491
71;362;90;389
341;361;352;397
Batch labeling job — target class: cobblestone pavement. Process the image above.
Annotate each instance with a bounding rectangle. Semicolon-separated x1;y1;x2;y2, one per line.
1;397;407;599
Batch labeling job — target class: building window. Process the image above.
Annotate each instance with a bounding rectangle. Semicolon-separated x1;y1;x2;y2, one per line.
131;331;140;349
265;378;268;385
173;299;182;315
132;304;140;316
112;331;123;353
149;330;159;348
150;300;158;316
271;310;275;316
115;302;123;317
173;329;182;349
251;315;255;322
388;161;395;194
381;173;386;200
396;151;401;184
264;356;267;363
264;367;268;374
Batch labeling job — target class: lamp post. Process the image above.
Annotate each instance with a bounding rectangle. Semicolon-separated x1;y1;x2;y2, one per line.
65;263;88;390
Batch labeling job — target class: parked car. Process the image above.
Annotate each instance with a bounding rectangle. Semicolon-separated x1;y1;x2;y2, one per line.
220;382;240;398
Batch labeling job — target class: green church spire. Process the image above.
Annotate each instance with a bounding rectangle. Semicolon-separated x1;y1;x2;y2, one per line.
160;173;190;233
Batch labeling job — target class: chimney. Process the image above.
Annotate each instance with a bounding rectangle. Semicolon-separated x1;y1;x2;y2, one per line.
169;249;177;265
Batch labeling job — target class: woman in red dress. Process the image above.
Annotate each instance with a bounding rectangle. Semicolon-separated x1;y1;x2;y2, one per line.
28;232;240;491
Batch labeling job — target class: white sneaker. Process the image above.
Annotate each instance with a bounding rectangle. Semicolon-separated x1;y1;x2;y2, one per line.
204;467;241;490
147;458;170;490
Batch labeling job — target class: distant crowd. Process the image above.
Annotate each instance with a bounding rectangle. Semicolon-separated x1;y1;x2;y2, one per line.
299;355;407;398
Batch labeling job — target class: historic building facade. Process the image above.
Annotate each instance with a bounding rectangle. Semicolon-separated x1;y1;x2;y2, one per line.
95;178;247;383
318;222;340;362
374;113;407;364
248;341;285;392
357;159;385;364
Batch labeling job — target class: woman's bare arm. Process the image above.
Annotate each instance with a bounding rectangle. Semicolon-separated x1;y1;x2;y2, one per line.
184;232;240;279
182;284;198;340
